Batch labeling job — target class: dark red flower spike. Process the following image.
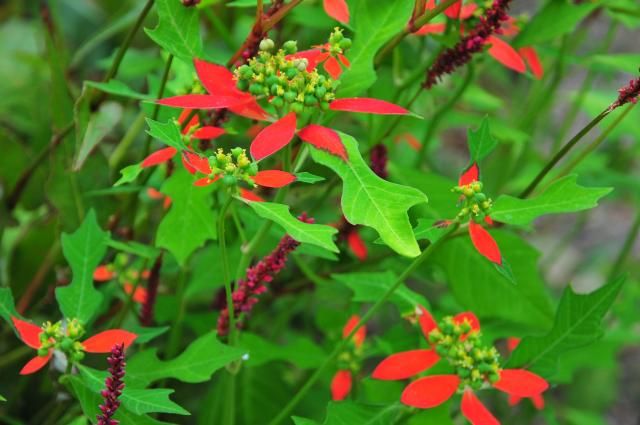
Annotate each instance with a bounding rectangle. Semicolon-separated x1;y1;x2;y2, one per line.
468;221;502;265
329;98;411;115
461;390;499;425
401;375;461;408
253;170;297;188
323;0;350;23
330;370;352;401
372;349;440;380
298;124;347;161
250;113;297;161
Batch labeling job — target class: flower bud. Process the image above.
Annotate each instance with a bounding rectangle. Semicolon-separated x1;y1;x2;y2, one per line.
249;83;265;95
291;102;304;114
339;38;352;50
284;91;297;103
271;96;284;108
222;175;237;186
283;40;298;55
259;38;275;51
304;94;318;106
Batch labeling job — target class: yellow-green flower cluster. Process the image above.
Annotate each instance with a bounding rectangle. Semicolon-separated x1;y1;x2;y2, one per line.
428;316;501;390
234;39;339;113
38;319;86;361
452;181;492;221
209;148;258;187
327;27;352;56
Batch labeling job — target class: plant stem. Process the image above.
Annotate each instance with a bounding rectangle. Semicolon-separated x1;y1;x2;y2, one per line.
607;210;640;281
518;108;610;198
416;64;474;166
166;271;187;359
266;224;459;425
374;0;460;67
223;370;237;425
219;196;237;345
554;103;636;179
143;54;174;158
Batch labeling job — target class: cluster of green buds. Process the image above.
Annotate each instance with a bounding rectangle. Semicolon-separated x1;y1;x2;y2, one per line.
208;148;258;187
336;337;365;374
452;181;492;220
427;316;501;390
327;27;352;56
38;319;86;362
234;38;339;113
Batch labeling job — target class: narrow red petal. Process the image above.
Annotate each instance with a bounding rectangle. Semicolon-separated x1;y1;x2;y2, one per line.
142;147;177;168
93;265;115;282
487;36;526;73
323;0;350;23
373;349;440;380
444;1;462;19
461;390;499;425
468;222;502;265
460;3;478;19
20;353;52;375
147;187;164;200
532;393;545;410
508;394;521;406
331;370;352;401
179;108;200;134
342;315;366;347
194;176;220;187
182;151;212;175
330;98;411;115
240;188;265;202
506;337;521;352
193;59;238;96
493;369;549;397
394;133;421;151
298;124;347;160
484;215;494;226
11;317;42;349
287;49;325;71
401;375;460;408
250;113;297;161
459;162;479;185
253;170;297;188
415;23;446;36
192;126;225;140
519;47;544;79
453;312;481;333
82;330;138;353
418;305;438;340
338;54;350;68
124;283;148;304
157;94;244;110
229;99;270;121
181;155;197;174
347;231;368;261
323;56;343;80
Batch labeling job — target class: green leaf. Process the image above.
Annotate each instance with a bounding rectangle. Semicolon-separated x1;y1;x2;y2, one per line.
107;239;161;259
242;201;339;253
491;175;612;227
337;0;415;97
295;171;326;184
506;277;625;377
432;230;554;331
56;210;110;323
333;271;428;315
0;394;5;402
309;132;427;257
74;101;123;171
514;1;600;47
85;79;150;100
78;365;190;416
304;401;404;425
145;0;203;62
0;287;17;326
156;168;217;265
467;116;497;165
127;332;245;387
238;332;325;368
145;118;186;151
114;163;144;186
413;219;453;243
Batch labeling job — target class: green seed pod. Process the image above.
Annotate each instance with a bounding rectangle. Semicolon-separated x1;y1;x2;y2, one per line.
339;38;352;50
222;175;237;186
315;86;327;98
284;91;297;103
265;75;279;86
330;30;344;43
304;94;318;106
248;163;259;176
463;187;475;197
285;68;298;79
37;347;49;357
471;380;483;390
249;83;264;95
72;351;85;362
291;102;304;114
457;367;471;378
271;96;284;108
320;101;330;111
283;40;298;55
435;344;448;356
474;193;487;202
488;372;500;383
60;338;74;352
296;59;308;71
231;147;244;158
239;65;253;78
236;79;249;91
270;84;280;95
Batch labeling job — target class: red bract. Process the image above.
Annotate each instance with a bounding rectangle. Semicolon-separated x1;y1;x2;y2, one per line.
250;113;297;161
331;369;352;401
298;124;347;160
292;45;351;79
253;170;297;188
11;317;137;375
323;0;349;24
372;306;549;423
346;231;367;261
468;221;502;265
329;98;410;115
330;315;367;401
240;188;266;202
505;337;545;410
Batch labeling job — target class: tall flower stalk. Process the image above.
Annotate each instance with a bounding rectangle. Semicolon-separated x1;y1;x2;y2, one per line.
96;343;126;425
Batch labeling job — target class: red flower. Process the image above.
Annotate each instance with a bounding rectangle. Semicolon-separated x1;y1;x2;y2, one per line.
372;306;548;422
331;315;367;401
11;317;137;375
93;265;149;304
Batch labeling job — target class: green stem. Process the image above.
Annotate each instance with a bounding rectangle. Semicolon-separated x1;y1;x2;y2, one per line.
219;196;236;345
143;54;174;158
109;111;146;171
223;368;237;425
165;271;187;358
266;224;459;425
607;210;640;281
554;103;636;179
416;63;474;166
518;108;610;198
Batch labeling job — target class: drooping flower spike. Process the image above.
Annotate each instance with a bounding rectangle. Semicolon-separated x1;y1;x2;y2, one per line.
331;315;367;401
372;306;548;423
11;317;137;375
